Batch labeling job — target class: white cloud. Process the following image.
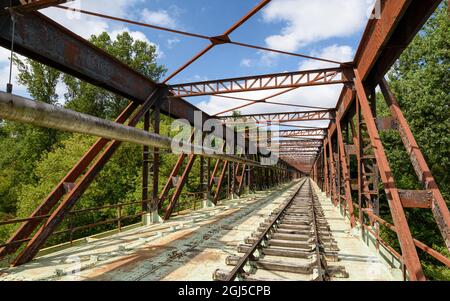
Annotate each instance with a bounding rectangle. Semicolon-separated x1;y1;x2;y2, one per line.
262;0;370;52
41;0;141;39
141;8;177;28
167;37;181;49
240;58;253;67
299;44;354;70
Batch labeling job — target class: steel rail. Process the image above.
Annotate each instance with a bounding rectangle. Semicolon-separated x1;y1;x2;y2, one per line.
309;179;326;281
224;178;308;281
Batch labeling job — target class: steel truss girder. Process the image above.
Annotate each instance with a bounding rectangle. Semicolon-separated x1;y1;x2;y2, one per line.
169;67;353;97
275;147;320;152
247;129;326;139
354;69;425;281
335;118;356;228
219;110;334;124
6;0;71;12
379;79;450;250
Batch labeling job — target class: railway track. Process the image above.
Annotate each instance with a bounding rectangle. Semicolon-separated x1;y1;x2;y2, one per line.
213;178;348;281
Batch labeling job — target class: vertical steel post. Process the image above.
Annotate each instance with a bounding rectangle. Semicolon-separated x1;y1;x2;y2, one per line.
327;132;337;206
323;138;329;196
142;111;150;212
337;117;356;227
356;99;364;226
152;107;160;212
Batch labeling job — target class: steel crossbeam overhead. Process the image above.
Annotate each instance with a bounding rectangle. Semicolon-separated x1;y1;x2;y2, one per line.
275;148;320;153
7;0;72;11
277;129;326;138
273;140;324;146
247;129;326;138
169;67;353;97
277;153;319;157
219;110;334;123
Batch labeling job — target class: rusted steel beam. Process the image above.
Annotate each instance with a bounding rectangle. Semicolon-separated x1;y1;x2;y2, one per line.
249;129;326;138
152;107;161;211
380;79;450;249
142;111;150;212
237;164;247;196
355;0;442;86
354;69;425;281
327;129;338;207
277;152;319;156
0;101;139;259
164;154;197;220
398;190;433;209
208;160;221;190
219;110;334;123
323;138;329;196
349;116;372;219
158;154;187;208
331;1;440;136
0;0;74;13
362;209;450;268
276;148;320;153
273;140;323;146
170;67;352;97
0;12;156;104
336;118;356;227
7;0;72;12
214;161;229;204
11;87;167;266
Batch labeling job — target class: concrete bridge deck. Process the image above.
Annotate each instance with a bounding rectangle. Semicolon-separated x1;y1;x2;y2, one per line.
0;180;400;281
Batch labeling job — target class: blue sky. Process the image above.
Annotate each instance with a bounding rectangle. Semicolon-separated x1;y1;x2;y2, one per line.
0;0;378;125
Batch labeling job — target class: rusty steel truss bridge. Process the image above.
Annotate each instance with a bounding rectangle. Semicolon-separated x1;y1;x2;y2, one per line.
0;0;449;281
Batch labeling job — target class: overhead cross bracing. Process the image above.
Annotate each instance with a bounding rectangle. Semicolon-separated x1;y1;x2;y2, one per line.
0;0;448;282
169;67;353;98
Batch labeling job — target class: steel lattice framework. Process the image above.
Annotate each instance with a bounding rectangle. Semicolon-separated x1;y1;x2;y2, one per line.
169;67;353;97
0;0;447;282
219;110;334;123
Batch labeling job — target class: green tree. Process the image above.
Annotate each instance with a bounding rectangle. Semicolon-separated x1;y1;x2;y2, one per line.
63;32;167;119
0;58;62;214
